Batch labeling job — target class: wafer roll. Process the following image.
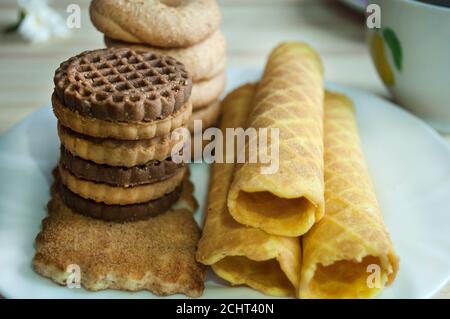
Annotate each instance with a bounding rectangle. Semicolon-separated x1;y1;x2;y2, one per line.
227;42;325;237
196;84;300;297
299;92;399;299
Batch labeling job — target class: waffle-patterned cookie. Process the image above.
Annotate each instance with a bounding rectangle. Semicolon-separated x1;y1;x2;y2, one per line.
58;123;182;167
59;180;182;222
60;146;184;187
54;48;192;122
58;164;186;205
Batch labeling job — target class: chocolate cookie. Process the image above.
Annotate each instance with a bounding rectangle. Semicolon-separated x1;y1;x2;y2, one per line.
58;180;182;222
54;48;192;122
60;146;184;187
58;123;182;167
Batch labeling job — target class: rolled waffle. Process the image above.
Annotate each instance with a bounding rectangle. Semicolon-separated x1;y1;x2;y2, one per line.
227;42;325;237
196;84;301;297
299;92;399;298
54;48;192;122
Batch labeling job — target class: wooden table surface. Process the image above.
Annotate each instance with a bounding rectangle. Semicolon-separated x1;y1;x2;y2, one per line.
0;0;448;298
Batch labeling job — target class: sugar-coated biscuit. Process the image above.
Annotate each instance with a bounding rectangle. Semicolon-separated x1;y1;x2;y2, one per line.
90;0;221;48
105;30;226;82
191;72;225;109
189;99;221;133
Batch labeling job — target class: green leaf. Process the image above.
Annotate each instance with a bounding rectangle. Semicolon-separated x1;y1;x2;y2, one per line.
4;10;25;34
382;28;403;71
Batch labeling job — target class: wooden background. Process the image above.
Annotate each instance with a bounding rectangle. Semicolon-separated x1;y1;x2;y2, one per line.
0;0;448;298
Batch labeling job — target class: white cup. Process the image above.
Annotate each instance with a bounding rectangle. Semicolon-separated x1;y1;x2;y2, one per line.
366;0;450;132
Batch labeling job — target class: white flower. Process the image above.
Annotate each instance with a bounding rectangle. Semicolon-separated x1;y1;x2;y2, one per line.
17;0;70;43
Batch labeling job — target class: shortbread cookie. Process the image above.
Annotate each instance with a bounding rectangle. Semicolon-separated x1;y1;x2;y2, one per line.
60;146;184;187
53;93;192;140
189;99;221;133
59;164;186;205
105;30;226;82
54;48;192;122
58;124;183;167
33;180;206;297
90;0;221;48
60;181;182;222
192;71;225;109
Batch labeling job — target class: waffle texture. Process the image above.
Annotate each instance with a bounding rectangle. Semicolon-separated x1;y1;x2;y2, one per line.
196;84;300;297
227;42;325;237
54;48;192;122
299;92;399;299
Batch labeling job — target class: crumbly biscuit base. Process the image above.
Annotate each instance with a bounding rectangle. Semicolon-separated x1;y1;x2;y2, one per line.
33;178;206;297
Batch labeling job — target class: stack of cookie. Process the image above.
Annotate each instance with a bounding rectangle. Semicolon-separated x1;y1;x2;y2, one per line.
52;47;192;222
89;0;226;142
33;47;207;297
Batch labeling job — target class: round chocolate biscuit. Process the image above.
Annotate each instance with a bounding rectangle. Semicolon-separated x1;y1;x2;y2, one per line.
54;48;192;122
58;180;182;222
60;146;184;187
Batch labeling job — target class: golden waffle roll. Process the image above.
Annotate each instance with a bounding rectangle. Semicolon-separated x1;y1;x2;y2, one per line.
196;84;301;297
299;92;399;299
227;42;325;237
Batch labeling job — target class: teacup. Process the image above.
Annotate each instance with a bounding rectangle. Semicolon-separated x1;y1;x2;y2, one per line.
366;0;450;132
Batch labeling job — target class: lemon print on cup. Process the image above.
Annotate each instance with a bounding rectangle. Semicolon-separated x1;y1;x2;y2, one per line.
370;28;402;87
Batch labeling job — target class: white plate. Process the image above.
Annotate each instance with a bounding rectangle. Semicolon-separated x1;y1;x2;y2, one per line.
0;68;449;299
